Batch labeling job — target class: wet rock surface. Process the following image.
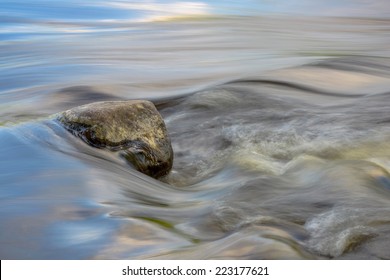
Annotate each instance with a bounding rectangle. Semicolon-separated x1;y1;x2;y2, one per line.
57;100;173;178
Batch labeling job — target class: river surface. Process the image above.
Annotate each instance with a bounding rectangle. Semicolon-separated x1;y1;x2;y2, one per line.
1;1;390;259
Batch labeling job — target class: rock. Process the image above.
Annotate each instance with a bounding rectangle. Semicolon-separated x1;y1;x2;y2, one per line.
57;100;173;178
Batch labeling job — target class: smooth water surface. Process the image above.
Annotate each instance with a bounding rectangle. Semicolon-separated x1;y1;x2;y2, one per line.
1;1;390;259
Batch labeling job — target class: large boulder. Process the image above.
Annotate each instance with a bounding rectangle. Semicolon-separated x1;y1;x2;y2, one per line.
57;100;173;178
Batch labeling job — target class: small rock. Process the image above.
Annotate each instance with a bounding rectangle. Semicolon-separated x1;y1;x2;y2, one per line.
57;100;173;178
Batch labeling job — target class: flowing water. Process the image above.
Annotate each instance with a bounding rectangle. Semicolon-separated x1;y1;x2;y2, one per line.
1;1;390;259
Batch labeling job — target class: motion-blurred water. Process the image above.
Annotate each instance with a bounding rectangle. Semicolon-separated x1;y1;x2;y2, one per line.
1;1;390;259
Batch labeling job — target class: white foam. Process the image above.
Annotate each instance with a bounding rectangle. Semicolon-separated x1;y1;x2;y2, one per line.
304;208;375;257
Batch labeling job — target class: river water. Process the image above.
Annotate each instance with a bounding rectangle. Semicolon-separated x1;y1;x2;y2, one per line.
1;1;390;259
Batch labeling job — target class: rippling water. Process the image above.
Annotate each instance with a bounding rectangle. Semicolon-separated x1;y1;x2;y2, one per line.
1;1;390;259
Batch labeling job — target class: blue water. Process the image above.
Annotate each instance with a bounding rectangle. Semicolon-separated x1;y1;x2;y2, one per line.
1;1;390;259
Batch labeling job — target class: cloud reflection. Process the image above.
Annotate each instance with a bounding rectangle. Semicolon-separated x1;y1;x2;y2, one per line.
106;1;211;22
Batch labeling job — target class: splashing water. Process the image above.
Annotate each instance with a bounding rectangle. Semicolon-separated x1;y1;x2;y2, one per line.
1;1;390;259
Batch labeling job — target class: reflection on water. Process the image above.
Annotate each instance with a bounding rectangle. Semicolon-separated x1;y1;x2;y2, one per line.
1;1;390;259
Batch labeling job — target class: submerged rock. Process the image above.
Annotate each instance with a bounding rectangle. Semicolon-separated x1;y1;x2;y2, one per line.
57;100;173;178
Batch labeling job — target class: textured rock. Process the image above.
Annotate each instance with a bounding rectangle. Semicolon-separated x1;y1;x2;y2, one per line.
57;100;173;178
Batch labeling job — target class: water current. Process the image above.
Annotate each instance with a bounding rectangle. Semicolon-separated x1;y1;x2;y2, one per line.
1;1;390;259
